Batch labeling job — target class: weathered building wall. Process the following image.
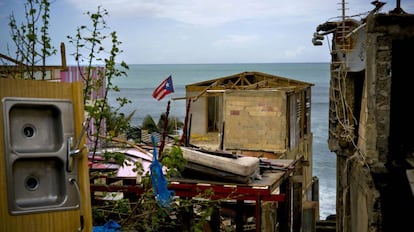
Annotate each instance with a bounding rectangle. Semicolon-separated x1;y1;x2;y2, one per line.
223;90;287;152
335;14;393;231
362;15;393;163
349;164;380;232
335;13;414;232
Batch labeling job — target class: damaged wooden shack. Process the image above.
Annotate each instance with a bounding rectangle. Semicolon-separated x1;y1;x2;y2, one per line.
90;71;319;231
175;71;318;231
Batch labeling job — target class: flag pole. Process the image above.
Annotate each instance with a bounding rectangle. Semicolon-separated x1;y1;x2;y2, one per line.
159;100;170;156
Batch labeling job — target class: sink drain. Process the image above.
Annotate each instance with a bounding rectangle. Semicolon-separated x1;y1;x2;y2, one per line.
25;175;39;191
22;124;36;138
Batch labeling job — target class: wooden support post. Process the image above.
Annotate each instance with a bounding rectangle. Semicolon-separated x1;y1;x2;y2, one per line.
179;197;194;232
255;196;261;232
312;176;320;219
180;99;191;146
210;204;221;232
236;200;244;232
292;158;304;232
312;176;319;201
277;175;291;232
293;175;303;232
302;201;318;232
261;201;278;232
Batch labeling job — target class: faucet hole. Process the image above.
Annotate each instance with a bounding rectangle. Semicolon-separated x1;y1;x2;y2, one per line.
22;124;36;138
25;176;39;191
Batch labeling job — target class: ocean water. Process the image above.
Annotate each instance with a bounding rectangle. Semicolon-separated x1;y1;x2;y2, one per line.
108;63;336;220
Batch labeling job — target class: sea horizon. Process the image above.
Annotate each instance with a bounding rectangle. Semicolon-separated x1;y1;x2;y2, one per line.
120;61;329;65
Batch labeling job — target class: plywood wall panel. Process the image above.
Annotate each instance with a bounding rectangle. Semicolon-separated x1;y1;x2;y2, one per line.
0;78;92;232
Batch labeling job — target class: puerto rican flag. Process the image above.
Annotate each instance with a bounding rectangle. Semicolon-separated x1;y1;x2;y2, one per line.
152;75;174;101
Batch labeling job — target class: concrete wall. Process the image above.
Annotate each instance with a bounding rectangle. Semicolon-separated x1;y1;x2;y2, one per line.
335;13;414;232
223;90;287;152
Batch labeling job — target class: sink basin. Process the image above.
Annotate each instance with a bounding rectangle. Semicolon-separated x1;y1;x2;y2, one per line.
7;101;65;152
2;97;80;215
13;157;66;208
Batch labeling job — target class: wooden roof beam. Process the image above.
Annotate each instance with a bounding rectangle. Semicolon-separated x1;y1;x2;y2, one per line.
241;75;252;86
192;80;220;102
243;79;270;89
0;42;67;73
229;77;241;89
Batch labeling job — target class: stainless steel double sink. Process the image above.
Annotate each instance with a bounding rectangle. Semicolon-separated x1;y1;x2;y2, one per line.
2;97;80;215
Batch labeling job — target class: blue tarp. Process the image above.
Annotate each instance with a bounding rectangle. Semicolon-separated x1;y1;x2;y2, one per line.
150;134;174;209
92;220;121;232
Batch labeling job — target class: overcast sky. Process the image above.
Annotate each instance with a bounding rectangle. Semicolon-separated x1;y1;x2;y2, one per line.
1;0;413;65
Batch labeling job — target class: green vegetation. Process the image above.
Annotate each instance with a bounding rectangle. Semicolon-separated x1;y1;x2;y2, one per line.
142;112;184;135
66;5;131;156
5;0;56;79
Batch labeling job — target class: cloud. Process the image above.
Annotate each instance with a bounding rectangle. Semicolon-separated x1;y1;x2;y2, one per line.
67;0;346;26
3;0;414;65
212;34;259;48
66;1;414;31
284;46;306;59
